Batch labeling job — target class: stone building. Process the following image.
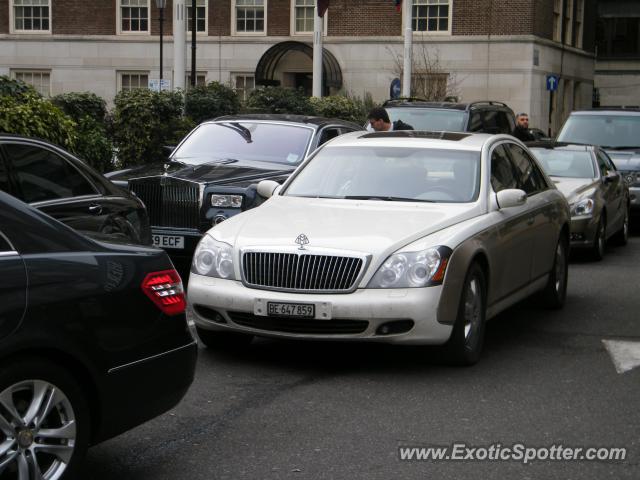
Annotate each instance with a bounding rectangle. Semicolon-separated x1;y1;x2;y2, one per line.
0;0;597;134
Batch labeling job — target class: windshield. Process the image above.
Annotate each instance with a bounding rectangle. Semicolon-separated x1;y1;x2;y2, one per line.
172;122;314;165
385;107;467;132
285;146;481;203
557;114;640;148
529;148;596;178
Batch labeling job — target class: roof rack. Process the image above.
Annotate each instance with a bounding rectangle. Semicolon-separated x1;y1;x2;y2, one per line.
468;101;510;108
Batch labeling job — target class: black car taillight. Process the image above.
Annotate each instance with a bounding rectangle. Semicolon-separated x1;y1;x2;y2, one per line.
141;269;186;315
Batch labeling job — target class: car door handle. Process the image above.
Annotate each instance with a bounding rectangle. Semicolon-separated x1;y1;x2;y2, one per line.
88;204;103;215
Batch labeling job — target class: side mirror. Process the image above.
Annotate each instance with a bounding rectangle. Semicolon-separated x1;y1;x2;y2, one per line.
257;180;281;199
496;189;527;209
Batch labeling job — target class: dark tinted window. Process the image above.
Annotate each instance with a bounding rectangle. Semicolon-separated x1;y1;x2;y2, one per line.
4;143;96;203
0;231;12;252
318;127;341;146
507;144;548;194
490;145;517;192
0;158;9;192
469;112;483;132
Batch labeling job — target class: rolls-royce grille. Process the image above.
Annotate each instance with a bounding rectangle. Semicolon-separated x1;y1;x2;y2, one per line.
229;312;368;334
242;252;364;292
129;177;200;229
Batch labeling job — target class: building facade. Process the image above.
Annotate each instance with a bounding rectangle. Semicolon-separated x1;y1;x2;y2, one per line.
0;0;597;134
594;0;640;107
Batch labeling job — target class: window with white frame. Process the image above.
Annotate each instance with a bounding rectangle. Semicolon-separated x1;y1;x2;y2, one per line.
120;0;149;33
293;0;314;34
119;72;150;91
234;74;255;101
11;70;50;96
187;0;208;33
185;72;208;88
12;0;50;33
235;0;265;34
412;0;450;33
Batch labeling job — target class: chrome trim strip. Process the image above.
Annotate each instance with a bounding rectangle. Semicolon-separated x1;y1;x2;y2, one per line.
107;341;197;374
0;251;19;257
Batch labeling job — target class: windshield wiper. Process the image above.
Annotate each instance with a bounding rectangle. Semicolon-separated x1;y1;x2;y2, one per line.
601;146;640;151
343;195;435;202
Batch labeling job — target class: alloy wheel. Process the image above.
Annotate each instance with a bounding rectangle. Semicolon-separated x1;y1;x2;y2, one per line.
554;240;566;294
0;380;76;480
463;276;483;350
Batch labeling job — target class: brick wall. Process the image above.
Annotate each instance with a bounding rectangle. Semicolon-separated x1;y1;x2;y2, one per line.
328;0;401;36
0;0;8;34
210;0;230;36
452;0;536;36
532;0;554;40
268;0;290;36
53;0;116;35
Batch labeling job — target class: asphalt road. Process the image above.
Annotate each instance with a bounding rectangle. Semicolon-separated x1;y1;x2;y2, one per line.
82;232;640;479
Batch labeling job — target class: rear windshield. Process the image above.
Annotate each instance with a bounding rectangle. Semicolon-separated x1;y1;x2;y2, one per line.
557;114;640;148
385;107;467;132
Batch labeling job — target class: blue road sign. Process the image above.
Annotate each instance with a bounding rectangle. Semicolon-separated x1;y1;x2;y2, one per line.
390;78;401;99
546;75;559;92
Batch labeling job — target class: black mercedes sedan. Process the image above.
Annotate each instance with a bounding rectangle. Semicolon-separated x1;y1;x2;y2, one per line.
106;114;363;261
0;191;197;479
0;134;152;246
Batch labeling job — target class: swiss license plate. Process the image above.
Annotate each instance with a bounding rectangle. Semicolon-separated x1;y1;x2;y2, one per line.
267;302;315;318
152;234;185;249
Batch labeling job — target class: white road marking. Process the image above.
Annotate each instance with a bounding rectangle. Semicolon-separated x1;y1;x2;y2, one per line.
602;339;640;374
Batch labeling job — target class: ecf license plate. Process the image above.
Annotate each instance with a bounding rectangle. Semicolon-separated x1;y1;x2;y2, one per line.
152;234;185;249
267;302;315;318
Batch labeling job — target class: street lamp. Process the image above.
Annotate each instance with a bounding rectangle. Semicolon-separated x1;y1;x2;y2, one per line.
155;0;167;84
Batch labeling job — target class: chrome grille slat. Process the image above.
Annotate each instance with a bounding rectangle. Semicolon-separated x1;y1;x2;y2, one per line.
243;252;364;292
129;177;199;229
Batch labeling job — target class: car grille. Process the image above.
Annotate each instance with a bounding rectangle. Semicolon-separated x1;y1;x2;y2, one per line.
129;177;200;229
242;252;365;292
228;312;369;334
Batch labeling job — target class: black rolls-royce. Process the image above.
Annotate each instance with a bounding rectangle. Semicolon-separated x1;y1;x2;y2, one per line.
106;114;364;260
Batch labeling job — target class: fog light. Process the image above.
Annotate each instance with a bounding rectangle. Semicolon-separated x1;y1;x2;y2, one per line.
375;320;414;336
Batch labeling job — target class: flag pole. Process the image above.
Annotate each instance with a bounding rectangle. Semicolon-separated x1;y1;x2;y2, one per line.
402;0;412;97
312;2;324;98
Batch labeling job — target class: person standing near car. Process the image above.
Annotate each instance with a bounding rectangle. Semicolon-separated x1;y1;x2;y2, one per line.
512;112;535;142
367;107;414;132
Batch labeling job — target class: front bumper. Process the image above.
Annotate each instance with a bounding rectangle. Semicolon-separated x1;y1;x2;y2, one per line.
188;274;453;345
568;215;598;248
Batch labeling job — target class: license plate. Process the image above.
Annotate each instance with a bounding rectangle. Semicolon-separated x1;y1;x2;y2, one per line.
152;234;185;249
267;302;315;318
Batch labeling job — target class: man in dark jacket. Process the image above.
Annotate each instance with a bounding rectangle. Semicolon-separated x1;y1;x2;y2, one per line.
512;112;535;142
367;107;414;131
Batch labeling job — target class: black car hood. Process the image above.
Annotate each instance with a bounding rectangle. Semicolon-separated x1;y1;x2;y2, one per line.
605;149;640;171
109;158;296;188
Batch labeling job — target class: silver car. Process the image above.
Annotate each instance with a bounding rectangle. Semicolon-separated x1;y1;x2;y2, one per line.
188;131;570;365
529;142;630;260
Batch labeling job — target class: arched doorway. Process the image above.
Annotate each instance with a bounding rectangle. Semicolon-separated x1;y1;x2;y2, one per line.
255;41;343;96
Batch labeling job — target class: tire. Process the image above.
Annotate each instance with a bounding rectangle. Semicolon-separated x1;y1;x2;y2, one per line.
591;216;606;261
0;358;89;480
540;235;569;309
612;206;629;246
196;327;253;349
444;263;487;366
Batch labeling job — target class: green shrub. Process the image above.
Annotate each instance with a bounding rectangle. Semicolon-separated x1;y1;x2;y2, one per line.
309;95;368;124
71;116;114;173
0;75;39;98
51;92;108;125
0;93;77;151
112;89;194;168
244;86;314;115
185;82;240;124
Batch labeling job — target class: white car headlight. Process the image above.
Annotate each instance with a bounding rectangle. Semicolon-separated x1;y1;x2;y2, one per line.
570;198;594;216
192;235;236;279
368;246;452;288
211;194;243;208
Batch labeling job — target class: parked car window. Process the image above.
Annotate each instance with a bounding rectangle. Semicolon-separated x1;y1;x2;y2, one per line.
172;122;314;166
318;127;342;146
468;111;483;132
557;114;640;148
490;144;518;192
0;230;13;252
4;143;96;203
596;150;617;175
0;157;9;192
496;111;515;133
386;108;467;132
529;148;596;178
506;144;548;194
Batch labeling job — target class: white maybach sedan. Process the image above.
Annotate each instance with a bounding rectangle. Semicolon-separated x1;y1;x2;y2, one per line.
188;131;571;364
